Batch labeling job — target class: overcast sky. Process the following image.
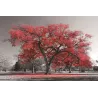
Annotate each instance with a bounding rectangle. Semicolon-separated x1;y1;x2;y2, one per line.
0;16;98;65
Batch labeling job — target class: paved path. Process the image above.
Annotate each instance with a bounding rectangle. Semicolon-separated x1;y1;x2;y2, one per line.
0;71;98;80
0;74;98;80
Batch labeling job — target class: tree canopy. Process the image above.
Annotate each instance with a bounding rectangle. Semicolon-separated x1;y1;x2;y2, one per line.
9;24;92;74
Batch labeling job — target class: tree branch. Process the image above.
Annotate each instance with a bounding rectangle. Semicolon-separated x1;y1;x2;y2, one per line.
38;41;48;65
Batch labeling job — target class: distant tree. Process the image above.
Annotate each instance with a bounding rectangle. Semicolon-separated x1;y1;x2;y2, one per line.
14;61;20;71
96;60;98;63
22;58;45;73
0;54;11;71
12;54;25;71
93;66;98;71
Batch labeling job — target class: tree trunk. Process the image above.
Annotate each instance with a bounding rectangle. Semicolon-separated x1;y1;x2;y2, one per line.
24;68;26;72
45;65;50;75
69;66;71;73
64;66;66;71
34;66;36;73
80;67;85;73
32;64;34;74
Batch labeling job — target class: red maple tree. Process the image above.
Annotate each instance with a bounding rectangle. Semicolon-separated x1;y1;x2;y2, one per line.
9;24;92;74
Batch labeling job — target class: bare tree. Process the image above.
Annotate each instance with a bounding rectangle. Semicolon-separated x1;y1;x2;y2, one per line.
0;54;11;71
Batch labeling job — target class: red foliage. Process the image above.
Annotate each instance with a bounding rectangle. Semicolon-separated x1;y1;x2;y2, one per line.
9;23;92;72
